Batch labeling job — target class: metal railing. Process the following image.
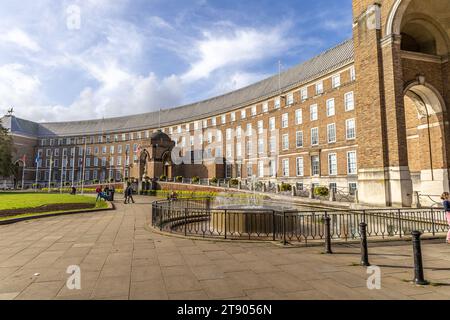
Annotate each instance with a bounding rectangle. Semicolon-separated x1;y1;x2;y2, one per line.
151;198;449;243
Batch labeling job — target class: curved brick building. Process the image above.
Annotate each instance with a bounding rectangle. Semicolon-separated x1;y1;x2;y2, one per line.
1;0;449;207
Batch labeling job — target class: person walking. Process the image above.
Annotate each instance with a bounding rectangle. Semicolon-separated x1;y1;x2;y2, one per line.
127;184;135;204
96;185;103;202
123;185;129;204
110;186;115;201
441;192;450;244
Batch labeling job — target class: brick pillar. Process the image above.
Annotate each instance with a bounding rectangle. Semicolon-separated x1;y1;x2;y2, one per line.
353;2;413;207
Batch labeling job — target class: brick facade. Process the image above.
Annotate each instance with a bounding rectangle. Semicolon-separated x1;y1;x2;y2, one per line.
4;0;450;207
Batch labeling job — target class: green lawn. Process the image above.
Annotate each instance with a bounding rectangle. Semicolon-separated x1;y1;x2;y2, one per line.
0;192;106;211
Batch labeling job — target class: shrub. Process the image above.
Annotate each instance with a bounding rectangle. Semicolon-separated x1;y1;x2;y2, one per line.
160;175;167;181
314;186;329;197
210;177;218;184
192;176;200;184
65;182;71;186
230;179;239;186
280;183;292;192
175;176;183;183
109;178;114;183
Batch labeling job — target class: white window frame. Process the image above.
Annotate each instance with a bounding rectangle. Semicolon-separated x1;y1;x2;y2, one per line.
296;157;304;177
327;123;336;144
295;109;302;125
328;153;337;176
347;151;358;175
301;87;308;101
287;93;294;106
269;117;276;131
311;127;319;146
326;98;335;117
311;155;320;177
350;66;356;81
274;97;281;109
282;113;289;128
345;92;355;111
262;102;269;113
282;159;290;177
346;118;356;140
310;104;318;121
332;74;341;88
282;134;289;150
315;81;323;95
258;160;264;178
257;120;264;134
296;131;303;148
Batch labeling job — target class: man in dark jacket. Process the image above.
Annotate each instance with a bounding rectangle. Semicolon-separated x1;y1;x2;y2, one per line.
127;184;135;204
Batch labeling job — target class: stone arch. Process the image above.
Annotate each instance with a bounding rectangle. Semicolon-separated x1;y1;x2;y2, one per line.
161;151;173;179
139;149;150;179
387;0;450;55
402;81;449;202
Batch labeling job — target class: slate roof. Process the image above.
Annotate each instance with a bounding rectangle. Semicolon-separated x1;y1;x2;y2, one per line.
2;39;354;138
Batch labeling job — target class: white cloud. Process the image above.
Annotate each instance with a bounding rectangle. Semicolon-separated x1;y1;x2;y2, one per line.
0;28;41;52
207;71;269;97
148;16;173;30
181;23;294;83
0;64;42;108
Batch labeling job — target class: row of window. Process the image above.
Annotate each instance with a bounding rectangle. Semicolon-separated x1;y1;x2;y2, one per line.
42;169;128;182
280;151;358;178
222;150;357;179
40;144;139;159
177;118;356;154
172;92;355;137
41;155;136;168
39;69;356;147
40;132;148;147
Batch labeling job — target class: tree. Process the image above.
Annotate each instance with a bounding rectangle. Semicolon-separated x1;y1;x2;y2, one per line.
0;123;14;177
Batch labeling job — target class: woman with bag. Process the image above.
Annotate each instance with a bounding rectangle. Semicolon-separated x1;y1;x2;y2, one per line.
441;192;450;244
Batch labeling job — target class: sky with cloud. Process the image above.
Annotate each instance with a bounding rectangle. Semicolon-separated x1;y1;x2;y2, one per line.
0;0;353;123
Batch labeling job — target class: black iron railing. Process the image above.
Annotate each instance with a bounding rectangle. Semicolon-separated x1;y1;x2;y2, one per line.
151;198;449;243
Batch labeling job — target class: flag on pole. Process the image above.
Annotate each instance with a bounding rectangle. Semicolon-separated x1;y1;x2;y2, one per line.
21;154;26;164
35;154;41;165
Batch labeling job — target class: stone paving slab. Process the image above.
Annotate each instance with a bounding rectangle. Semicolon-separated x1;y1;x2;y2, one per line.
0;195;449;300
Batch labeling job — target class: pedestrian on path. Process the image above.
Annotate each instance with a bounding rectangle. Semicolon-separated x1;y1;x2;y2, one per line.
127;184;135;204
96;186;103;202
123;185;129;204
441;192;450;244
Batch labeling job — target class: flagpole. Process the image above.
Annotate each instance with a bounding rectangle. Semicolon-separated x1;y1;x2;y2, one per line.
60;155;65;194
71;148;75;187
48;152;53;193
35;156;39;192
21;159;25;191
81;138;87;195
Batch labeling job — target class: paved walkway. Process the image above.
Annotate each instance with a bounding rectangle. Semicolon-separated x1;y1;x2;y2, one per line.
0;196;449;300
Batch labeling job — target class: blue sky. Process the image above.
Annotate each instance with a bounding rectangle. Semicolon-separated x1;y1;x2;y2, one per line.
0;0;353;122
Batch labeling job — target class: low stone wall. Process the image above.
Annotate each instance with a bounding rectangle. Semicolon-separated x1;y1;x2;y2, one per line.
156;181;352;210
157;182;234;194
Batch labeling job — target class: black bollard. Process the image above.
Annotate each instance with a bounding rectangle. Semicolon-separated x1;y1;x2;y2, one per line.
324;215;333;254
411;231;429;285
360;222;370;266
